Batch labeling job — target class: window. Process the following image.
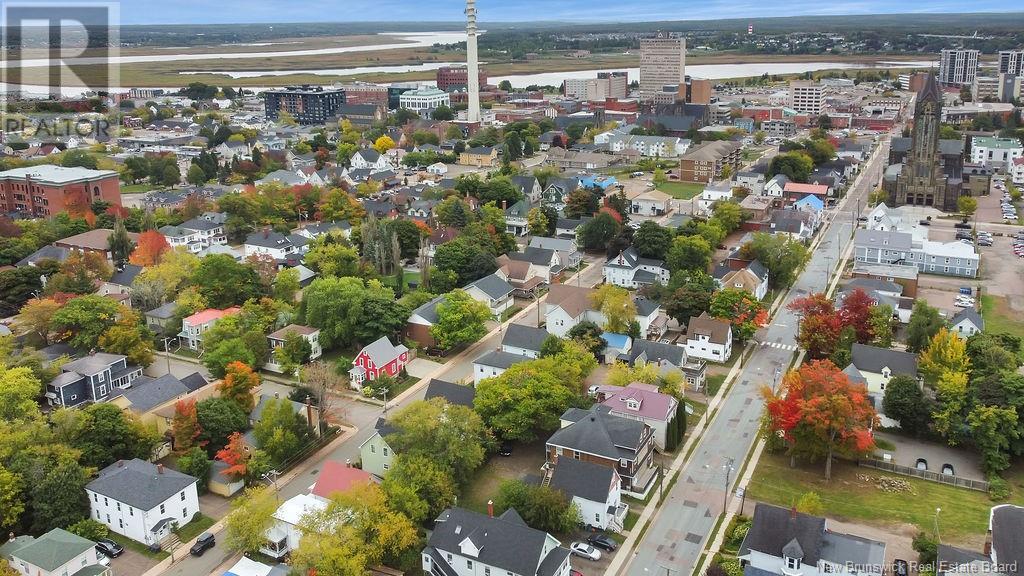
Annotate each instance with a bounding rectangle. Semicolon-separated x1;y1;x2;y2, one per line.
485;569;491;576
383;447;389;456
181;491;186;501
574;451;581;460
129;507;133;516
183;508;188;518
93;493;98;502
104;497;108;506
786;557;801;570
106;514;110;523
119;519;123;529
116;503;121;511
383;463;390;471
447;554;453;562
595;513;601;522
467;560;473;569
160;504;165;514
370;445;376;454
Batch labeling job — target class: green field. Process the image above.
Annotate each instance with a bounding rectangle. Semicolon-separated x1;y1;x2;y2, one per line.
981;295;1024;357
121;183;157;194
747;453;1020;544
657;181;705;200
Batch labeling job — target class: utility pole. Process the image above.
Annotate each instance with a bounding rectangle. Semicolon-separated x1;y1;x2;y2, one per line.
162;337;172;375
723;458;735;512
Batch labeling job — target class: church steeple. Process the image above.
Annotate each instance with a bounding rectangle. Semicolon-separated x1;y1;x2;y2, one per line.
916;73;941;111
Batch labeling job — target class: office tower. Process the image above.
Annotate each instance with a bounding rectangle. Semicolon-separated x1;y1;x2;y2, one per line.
938;49;980;86
639;32;685;101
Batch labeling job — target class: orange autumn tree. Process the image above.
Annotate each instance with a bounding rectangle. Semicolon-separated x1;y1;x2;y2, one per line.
171;398;203;453
129;230;171;266
761;359;878;480
216;431;249;480
218;361;260;413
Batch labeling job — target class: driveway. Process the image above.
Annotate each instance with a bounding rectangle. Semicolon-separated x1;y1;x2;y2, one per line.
108;547;160;576
405;357;443;379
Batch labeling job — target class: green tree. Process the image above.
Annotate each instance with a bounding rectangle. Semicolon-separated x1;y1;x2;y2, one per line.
918;328;970;387
590;284;637;334
107;219;134;268
932;370;969;445
495;479;580;533
98;320;155;367
186;164;207;186
527;207;549;237
253;397;311;466
192;254;262;308
475;363;576;441
31;458;90;533
381;453;457;524
906;301;945;353
432;105;455;121
739;232;809;288
868;304;895;348
882;375;932;435
65;519;108;541
273;267;300;302
224;486;278;553
177;446;212;493
578;212;620;250
61;149;99;169
431;289;492;350
275;330;313;375
795;492;824;515
710;288;766;342
387;398;492;485
711;201;744;233
957;196;978;217
50;295;122;350
666;235;712;273
0;466;23;530
968;405;1020;474
304;242;360;278
768;152;814;182
196;397;249;453
203;338;257;378
632;221;673;259
0;365;42;422
68;403;159;469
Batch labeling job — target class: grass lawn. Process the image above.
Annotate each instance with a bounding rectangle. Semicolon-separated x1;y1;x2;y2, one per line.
746;453;1018;545
461;439;548;514
174;513;216;543
624;510;640;531
656;181;704;200
742;147;766;162
706;374;727;397
120;183;157;194
981;295;1024;354
106;533;170;560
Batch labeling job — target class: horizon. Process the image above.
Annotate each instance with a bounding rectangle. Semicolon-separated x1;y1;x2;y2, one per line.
114;1;1022;25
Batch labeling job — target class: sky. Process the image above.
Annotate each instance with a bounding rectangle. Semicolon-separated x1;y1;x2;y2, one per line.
117;0;1020;25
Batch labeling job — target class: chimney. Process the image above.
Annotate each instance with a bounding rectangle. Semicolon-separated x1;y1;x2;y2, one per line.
502;200;507;210
345;459;352;468
116;460;124;467
157;463;164;474
487;500;494;518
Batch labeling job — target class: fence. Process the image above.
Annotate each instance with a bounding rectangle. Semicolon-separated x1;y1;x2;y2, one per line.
858;458;990;492
276;426;343;476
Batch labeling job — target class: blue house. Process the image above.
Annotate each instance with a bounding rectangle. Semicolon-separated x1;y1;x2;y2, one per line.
580;174;619;190
794;194;825;231
600;333;632;363
46;352;144;408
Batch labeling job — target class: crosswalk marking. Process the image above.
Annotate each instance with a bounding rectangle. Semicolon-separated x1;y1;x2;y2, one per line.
757;341;798;352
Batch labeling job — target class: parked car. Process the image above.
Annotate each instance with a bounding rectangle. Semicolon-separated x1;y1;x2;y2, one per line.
95;539;123;558
979;239;993;247
190;532;215;556
954;222;971;229
587;534;618;552
915;458;928;471
498;441;513;457
570;542;602;561
919;220;931;226
942;463;955;476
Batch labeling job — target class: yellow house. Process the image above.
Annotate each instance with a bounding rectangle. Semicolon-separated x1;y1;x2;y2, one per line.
459;146;499;167
111;372;216;436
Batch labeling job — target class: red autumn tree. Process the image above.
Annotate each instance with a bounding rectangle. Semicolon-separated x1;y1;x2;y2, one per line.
598;205;622;223
215;431;249;480
218;361;260;413
129;230;171;266
171;398;203;453
761;359;878;480
838;288;875;344
788;292;834;318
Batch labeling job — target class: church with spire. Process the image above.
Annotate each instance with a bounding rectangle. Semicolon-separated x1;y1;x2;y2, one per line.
884;73;991;212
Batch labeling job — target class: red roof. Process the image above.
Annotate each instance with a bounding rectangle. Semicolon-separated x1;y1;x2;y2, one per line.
311;460;373;499
183;306;240;326
783;182;830;195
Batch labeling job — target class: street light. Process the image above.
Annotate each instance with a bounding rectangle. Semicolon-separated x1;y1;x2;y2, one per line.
162;337;173;375
934;507;942;543
379;388;389;413
722;458;736;512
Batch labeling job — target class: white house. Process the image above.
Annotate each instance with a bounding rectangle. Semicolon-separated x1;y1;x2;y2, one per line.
603;247;669;289
265;324;323;373
630;190;672;216
500;324;549;358
261;493;328;560
1011;157;1024;185
464;273;515;317
0;529;110;576
697;181;734;214
735;171;766;195
739;503;886;576
244;230;309;260
763;174;789;197
421;508;572;576
528;236;582;269
843;343;919;426
158;217;227;253
969;137;1023;171
950;307;984;339
471;350;530;385
86;459;200;547
544;284;665;339
684;312;733;363
350;149;393;171
427;162;448;175
546;458;627;532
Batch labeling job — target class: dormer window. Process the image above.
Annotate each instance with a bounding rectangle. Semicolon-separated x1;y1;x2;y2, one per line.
625;399;640;410
786;557;801;570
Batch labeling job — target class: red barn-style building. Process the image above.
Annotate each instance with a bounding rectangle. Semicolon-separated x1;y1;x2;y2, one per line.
348;336;410;389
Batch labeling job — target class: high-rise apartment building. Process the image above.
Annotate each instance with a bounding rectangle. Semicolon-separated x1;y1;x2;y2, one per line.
998;50;1024;75
264;86;345;125
789;80;824;116
938;49;980;86
639;33;685;101
564;72;627;101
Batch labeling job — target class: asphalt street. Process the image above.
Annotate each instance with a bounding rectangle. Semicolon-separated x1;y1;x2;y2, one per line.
620;131;892;576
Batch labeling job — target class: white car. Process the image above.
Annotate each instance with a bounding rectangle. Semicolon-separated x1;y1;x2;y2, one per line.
570;543;602;561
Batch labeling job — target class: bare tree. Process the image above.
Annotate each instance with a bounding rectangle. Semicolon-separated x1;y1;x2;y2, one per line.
302;361;348;429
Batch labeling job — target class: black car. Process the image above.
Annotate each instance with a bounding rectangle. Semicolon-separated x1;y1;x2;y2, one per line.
498;441;513;457
954;222;971;229
955;232;972;241
919;220;931;226
95;538;124;558
587;533;618;552
189;532;215;556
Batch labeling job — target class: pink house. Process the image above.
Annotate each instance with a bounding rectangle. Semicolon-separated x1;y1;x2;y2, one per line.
179;307;241;350
349;336;409;389
597;382;681;451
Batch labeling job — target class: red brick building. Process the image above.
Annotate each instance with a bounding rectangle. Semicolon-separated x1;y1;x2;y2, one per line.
0;165;121;217
338;82;389;107
436;65;488;92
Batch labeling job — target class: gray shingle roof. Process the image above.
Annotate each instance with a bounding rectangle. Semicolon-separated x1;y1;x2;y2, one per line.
63;353;127;375
991;504;1024;570
474;350;531;370
411;295;446;324
951;307;984;331
87;459;197;511
109;264;143;286
854;229;914;251
146;301;178;320
425;379;476;408
121;373;190;413
547;457;615;503
466;273;514;301
548;405;646;460
629;339;685;367
739;503;826;565
501;324;550;353
850;343;918;376
427;507;563;576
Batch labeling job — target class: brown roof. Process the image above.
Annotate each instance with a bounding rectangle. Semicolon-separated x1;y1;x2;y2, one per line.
720;269;760;294
680;140;741;162
546;284;593;319
687;312;731;345
497;257;531;281
55;228;140;251
268;324;319;340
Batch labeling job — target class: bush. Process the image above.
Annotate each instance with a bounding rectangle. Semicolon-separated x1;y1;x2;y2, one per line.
912;531;937;565
66;518;108;541
726;517;751;549
177;446;213;494
988;475;1011;501
719;558;743;576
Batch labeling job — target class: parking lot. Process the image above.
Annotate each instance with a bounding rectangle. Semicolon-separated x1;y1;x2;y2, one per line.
975;178;1018;225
